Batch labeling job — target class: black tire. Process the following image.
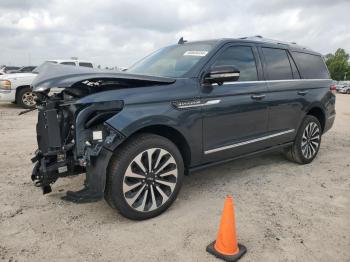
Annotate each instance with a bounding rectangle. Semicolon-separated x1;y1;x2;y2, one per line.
105;133;184;220
346;89;350;94
16;86;37;109
284;115;322;164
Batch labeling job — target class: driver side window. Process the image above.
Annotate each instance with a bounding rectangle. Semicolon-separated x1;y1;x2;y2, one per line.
213;46;258;81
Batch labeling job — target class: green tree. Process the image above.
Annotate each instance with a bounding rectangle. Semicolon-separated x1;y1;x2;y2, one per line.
325;48;350;80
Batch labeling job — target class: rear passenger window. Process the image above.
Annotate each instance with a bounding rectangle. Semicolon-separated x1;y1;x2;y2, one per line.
262;48;293;80
213;46;258;81
79;62;93;68
291;52;329;79
60;62;76;66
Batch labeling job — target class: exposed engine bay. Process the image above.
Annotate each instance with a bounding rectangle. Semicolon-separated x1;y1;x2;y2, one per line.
30;63;175;202
31;85;124;200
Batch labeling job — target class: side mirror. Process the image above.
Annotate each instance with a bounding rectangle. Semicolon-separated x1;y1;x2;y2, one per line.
204;65;240;85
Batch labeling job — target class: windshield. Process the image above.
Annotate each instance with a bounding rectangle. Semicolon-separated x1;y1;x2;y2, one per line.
127;42;217;77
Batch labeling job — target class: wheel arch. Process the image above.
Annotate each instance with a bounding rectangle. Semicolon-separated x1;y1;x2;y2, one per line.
15;85;31;103
306;106;326;132
120;124;192;170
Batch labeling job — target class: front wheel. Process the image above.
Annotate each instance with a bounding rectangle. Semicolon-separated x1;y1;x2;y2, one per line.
17;87;37;109
284;115;322;164
105;133;184;220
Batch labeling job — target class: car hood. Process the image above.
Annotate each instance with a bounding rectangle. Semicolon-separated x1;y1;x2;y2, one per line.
32;63;176;92
0;72;36;80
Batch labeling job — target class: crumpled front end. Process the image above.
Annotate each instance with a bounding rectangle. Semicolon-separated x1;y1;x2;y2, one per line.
30;63;175;202
31;89;124;198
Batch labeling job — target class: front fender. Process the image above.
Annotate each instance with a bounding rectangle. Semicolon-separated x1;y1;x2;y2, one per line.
105;101;203;166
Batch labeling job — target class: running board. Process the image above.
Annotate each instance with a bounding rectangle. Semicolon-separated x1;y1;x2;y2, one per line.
188;142;293;174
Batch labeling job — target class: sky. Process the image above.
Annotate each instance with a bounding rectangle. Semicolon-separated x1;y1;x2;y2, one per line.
0;0;349;68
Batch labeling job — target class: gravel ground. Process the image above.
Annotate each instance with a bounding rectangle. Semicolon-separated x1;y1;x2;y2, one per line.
0;94;349;262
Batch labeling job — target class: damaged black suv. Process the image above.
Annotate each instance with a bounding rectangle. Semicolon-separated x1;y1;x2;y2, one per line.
31;36;335;220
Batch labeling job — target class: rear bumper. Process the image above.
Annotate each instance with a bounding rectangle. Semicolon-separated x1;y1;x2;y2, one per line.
0;89;16;102
324;114;335;133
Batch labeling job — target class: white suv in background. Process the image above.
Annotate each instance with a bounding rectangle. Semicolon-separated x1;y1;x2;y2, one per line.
0;60;93;108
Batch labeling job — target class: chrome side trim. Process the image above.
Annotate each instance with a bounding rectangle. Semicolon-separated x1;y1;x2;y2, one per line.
328;114;336;119
211;73;240;78
176;99;221;109
212;79;332;86
204;129;295;154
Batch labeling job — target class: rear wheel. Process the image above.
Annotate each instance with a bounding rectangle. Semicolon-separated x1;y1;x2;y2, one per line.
285;115;322;164
105;133;184;220
17;87;37;109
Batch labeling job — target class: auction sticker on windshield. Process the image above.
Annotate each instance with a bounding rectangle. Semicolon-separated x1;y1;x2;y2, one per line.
183;51;208;56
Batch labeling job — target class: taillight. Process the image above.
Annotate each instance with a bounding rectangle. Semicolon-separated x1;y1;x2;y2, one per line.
330;84;336;92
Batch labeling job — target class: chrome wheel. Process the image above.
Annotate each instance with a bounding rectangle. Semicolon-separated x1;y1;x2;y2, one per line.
301;122;320;159
22;92;37;107
122;148;178;212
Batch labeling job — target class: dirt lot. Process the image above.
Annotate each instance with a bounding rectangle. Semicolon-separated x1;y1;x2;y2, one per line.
0;94;349;262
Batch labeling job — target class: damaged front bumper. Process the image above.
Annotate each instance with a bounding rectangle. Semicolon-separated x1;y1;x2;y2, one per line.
31;97;124;198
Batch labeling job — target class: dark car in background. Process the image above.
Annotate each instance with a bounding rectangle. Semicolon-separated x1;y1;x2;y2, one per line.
0;65;21;75
30;36;335;220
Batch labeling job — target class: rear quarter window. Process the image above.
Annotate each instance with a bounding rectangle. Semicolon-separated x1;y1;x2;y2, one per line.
291;52;329;79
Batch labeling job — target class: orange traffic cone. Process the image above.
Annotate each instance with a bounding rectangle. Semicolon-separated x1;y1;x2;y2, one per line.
206;196;247;261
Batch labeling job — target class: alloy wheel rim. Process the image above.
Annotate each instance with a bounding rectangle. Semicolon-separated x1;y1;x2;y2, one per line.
122;148;178;212
301;122;320;159
22;92;37;106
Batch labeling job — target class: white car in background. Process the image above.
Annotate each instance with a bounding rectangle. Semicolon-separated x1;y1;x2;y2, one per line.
0;60;93;108
338;83;350;94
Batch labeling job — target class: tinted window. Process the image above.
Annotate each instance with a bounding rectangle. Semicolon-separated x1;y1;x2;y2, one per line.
60;62;76;66
262;48;293;80
79;62;93;68
213;46;258;81
292;52;329;79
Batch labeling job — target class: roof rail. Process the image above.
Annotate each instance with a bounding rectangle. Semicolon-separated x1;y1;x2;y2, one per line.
240;35;288;45
240;35;263;39
239;35;310;50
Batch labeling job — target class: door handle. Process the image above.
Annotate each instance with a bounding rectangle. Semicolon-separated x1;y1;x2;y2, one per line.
251;94;266;100
297;90;308;96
